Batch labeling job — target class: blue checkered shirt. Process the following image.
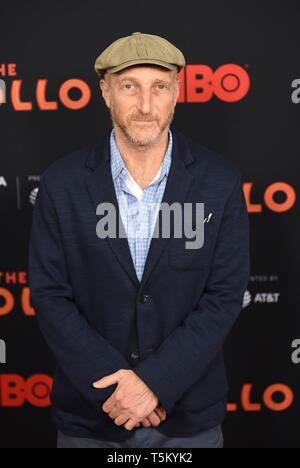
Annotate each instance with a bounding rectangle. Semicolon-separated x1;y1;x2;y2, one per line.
110;128;173;282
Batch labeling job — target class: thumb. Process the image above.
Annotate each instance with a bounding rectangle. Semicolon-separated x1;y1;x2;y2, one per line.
93;371;121;389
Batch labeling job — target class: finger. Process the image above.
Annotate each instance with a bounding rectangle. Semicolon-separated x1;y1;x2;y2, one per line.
157;405;167;420
141;418;151;428
157;404;167;414
108;405;122;420
148;411;161;427
124;418;137;431
155;406;167;421
114;414;130;426
102;396;117;413
93;371;121;389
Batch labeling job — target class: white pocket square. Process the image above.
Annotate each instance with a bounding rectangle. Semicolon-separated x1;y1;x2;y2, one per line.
204;213;213;223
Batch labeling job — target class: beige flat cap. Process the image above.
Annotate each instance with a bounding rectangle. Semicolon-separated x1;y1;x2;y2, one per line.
94;32;186;79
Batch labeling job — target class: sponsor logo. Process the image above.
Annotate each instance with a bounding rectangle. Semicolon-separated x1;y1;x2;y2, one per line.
29;187;39;206
179;64;250;103
0;272;34;317
228;383;294;412
243;290;280;308
0;374;52;407
244;182;297;213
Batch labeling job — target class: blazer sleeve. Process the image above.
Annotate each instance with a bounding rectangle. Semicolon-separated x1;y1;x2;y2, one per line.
134;172;251;413
28;176;131;413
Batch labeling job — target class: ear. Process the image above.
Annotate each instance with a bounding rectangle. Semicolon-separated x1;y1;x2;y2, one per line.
175;80;180;102
99;79;111;109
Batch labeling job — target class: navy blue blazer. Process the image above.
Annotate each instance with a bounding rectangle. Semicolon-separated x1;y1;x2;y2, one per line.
28;128;250;441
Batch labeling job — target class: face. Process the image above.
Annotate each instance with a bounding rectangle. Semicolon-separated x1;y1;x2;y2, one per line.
100;65;180;147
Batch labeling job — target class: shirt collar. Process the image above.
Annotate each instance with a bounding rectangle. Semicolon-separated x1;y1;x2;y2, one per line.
110;127;173;183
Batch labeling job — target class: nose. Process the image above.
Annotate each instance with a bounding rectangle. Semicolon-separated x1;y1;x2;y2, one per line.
137;89;152;115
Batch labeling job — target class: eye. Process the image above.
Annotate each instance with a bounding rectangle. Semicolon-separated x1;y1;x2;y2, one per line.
121;83;135;90
124;84;133;89
156;84;167;90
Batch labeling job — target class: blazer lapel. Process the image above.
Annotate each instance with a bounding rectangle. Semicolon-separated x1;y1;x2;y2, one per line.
140;131;195;288
84;130;140;288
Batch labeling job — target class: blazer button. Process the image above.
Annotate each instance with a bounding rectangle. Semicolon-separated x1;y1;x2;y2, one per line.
131;351;140;360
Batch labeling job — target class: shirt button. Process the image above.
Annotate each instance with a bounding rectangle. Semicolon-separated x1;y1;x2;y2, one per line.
131;352;140;360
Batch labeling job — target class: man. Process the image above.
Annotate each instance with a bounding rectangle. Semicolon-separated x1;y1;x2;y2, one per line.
28;32;250;448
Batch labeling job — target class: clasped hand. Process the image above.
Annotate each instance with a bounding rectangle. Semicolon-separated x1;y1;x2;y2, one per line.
93;369;167;431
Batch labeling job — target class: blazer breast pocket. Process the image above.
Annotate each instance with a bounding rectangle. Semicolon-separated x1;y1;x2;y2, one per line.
168;236;214;271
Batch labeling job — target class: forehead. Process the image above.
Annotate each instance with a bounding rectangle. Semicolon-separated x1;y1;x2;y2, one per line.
112;65;173;83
